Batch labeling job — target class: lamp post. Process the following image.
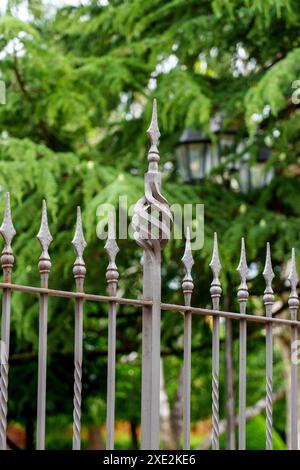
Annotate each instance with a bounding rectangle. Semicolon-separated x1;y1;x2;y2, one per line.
175;128;273;191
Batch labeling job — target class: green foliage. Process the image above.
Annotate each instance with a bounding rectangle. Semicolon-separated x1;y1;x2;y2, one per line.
0;0;298;449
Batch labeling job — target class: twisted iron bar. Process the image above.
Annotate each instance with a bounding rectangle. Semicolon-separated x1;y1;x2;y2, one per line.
71;207;86;450
0;193;15;450
266;374;273;450
73;356;82;449
263;242;274;451
0;360;8;450
209;233;222;451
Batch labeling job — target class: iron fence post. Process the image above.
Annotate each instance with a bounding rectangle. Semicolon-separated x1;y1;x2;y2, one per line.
288;248;298;450
209;232;222;450
71;207;87;450
0;193;16;451
36;200;52;450
237;238;249;450
181;227;194;450
132;100;172;449
263;242;275;451
105;214;119;450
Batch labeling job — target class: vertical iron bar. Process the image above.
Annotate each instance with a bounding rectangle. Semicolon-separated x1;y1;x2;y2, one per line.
263;242;274;451
181;227;194;450
209;233;222;450
287;248;298;450
225;317;235;449
238;320;246;448
132;100;172;449
105;215;119;450
36;200;52;450
237;238;249;450
71;207;86;450
0;193;16;451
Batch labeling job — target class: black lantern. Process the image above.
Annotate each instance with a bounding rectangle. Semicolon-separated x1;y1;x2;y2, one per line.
238;146;273;192
175;128;272;191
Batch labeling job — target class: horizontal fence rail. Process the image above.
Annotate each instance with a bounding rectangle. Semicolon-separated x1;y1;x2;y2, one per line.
0;100;299;451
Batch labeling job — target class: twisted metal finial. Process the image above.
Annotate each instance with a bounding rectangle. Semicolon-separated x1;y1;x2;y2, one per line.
263;242;275;314
105;214;119;296
132;100;173;257
288;248;299;320
181;227;194;306
72;206;87;281
37;200;52;276
209;232;222;310
237;238;249;314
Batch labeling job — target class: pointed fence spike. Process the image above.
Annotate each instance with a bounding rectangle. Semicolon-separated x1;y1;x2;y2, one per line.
263;242;274;287
237;238;248;281
0;192;16;254
104;213;119;275
72;207;87;264
237;238;249;309
288;248;298;293
263;242;274;317
209;232;222;310
288;248;299;317
147;98;160;150
72;207;87;281
37;199;53;262
181;227;194;306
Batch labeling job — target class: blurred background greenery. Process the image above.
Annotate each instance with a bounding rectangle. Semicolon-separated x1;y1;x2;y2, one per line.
1;0;300;450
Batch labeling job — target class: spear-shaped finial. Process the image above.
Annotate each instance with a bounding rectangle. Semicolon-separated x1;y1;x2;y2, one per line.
181;227;194;306
104;213;119;296
288;248;299;320
0;193;16;282
72;207;87;282
263;242;274;316
147;99;160;167
209;232;222;310
237;238;249;313
37;200;52;265
0;193;16;255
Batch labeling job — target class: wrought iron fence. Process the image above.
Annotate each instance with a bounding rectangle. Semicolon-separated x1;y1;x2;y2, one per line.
0;100;299;451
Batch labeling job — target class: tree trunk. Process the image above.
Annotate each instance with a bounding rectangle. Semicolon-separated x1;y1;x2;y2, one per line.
160;359;177;449
87;426;105;450
130;420;138;450
25;418;34;450
198;388;284;450
171;367;184;449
